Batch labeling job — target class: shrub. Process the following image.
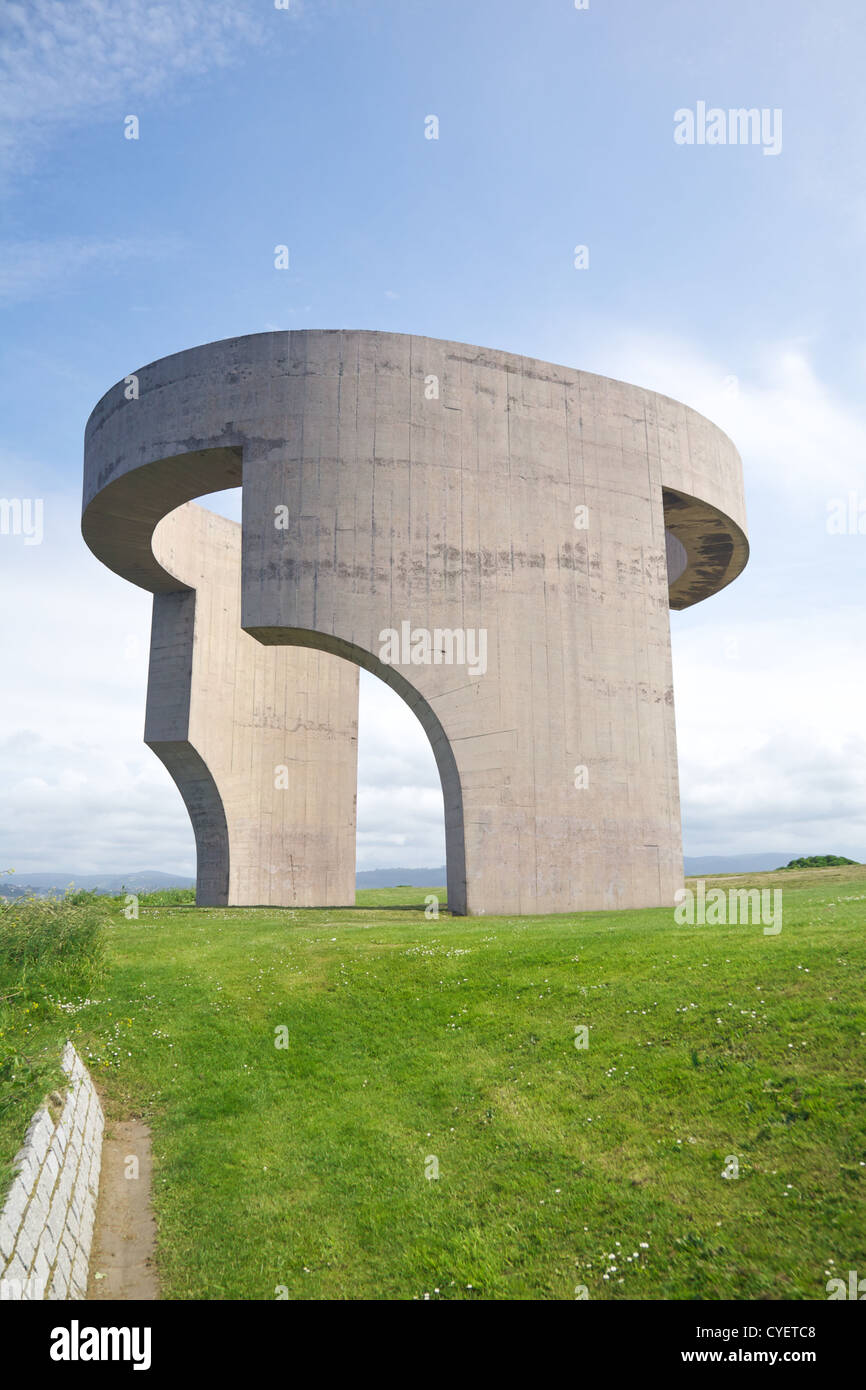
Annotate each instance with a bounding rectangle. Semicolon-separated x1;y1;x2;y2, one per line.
0;893;107;993
781;855;860;870
136;887;196;906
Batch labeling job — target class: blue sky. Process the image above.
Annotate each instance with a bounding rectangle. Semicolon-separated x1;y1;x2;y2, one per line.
2;0;865;876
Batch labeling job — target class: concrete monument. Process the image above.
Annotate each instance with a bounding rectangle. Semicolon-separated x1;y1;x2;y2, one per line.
83;331;748;915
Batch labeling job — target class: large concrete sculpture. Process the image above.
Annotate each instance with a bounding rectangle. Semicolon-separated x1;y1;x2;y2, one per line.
83;330;748;916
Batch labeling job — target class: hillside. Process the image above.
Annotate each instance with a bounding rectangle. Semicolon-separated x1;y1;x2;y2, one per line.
2;862;859;1299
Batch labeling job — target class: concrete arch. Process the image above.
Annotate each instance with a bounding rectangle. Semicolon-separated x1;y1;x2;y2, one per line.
251;625;468;915
83;330;750;916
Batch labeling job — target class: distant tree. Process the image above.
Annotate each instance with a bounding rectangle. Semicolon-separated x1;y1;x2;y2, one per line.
780;855;860;870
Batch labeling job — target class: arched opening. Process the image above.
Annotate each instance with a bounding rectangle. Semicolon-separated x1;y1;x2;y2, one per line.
164;487;455;910
356;671;447;903
243;619;467;914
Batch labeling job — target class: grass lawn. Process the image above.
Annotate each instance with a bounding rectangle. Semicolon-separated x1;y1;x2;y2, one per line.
3;866;866;1300
0;891;107;1199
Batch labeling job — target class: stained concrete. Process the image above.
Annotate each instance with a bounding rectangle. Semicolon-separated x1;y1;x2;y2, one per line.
83;330;749;917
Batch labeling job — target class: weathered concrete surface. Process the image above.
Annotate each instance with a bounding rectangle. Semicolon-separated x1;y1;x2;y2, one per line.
146;502;358;906
83;331;749;917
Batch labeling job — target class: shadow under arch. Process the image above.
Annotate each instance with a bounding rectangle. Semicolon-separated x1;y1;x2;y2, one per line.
247;623;468;916
146;735;230;906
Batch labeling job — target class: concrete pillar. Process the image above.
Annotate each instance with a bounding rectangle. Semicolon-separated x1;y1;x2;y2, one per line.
145;503;357;906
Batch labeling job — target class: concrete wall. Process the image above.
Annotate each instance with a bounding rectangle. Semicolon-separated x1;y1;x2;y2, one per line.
0;1044;103;1301
83;330;749;917
146;503;358;907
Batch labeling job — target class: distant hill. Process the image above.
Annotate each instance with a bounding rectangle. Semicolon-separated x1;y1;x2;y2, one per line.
361;855;842;886
359;857;813;885
1;867;448;898
684;853;807;876
7;854;854;901
356;865;448;888
0;871;194;899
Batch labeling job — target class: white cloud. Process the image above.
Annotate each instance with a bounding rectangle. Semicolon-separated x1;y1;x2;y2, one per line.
0;235;183;303
0;484;192;874
568;325;866;510
356;672;445;869
0;0;266;175
0;730;193;876
672;610;866;860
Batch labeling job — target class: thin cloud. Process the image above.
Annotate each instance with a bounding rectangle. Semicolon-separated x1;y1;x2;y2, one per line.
0;234;183;302
0;0;268;175
673;613;866;860
562;324;866;507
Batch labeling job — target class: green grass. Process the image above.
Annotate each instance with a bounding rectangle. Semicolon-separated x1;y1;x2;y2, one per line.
0;890;107;1194
114;886;442;909
131;887;196;906
4;866;866;1300
354;885;447;910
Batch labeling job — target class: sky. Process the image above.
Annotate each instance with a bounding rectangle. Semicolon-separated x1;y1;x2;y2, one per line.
1;0;865;878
